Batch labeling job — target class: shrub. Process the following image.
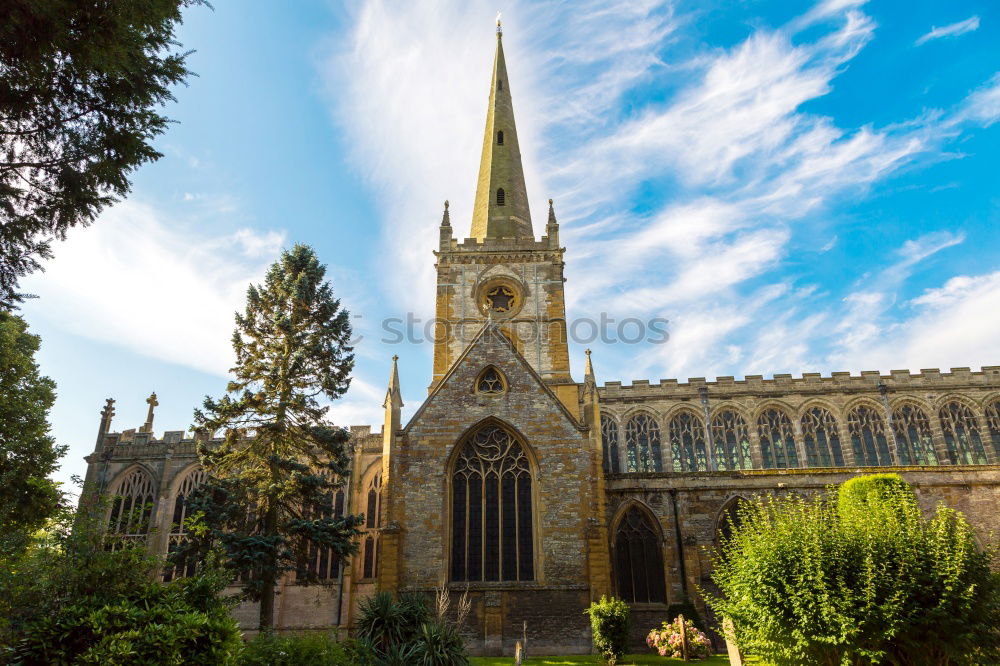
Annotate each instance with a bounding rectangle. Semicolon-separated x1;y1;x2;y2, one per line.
355;590;468;665
706;476;1000;665
647;616;712;659
584;595;630;665
240;632;367;666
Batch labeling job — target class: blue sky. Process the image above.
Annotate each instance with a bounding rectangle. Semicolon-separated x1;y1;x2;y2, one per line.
20;0;1000;491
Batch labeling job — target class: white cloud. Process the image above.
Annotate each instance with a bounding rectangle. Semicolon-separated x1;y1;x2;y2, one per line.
958;73;1000;126
22;199;287;377
915;15;980;46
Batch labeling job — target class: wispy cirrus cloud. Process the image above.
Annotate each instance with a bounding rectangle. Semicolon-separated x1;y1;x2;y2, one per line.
916;15;980;46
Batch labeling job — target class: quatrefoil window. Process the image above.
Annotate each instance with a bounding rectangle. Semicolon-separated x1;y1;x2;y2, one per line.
476;367;506;394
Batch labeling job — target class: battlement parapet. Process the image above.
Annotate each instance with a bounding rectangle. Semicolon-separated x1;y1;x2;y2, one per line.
600;366;1000;400
436;234;562;260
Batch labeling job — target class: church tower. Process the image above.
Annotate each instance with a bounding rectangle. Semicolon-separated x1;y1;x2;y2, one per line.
432;20;572;405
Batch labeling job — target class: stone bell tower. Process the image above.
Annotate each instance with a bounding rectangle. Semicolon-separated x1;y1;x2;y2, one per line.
432;21;572;402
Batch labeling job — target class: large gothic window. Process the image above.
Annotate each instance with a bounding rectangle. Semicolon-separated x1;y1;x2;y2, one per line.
848;406;892;466
601;415;621;474
362;473;382;579
800;408;845;467
106;468;156;549
612;506;666;604
451;425;533;582
711;410;752;471
939;402;988;465
986;400;1000;459
301;487;346;581
757;409;797;469
163;467;208;581
624;414;662;472
892;404;938;466
668;411;708;472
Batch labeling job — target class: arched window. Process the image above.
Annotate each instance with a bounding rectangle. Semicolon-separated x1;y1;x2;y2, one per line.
601;415;621;474
106;468;156;549
892;403;937;466
362;473;382;579
800;407;845;467
301;486;346;581
496;188;505;206
757;409;797;469
497;130;504;145
612;506;665;604
986;400;1000;459
711;410;752;470
624;414;662;472
848;406;892;466
451;425;533;582
163;467;208;581
476;366;506;394
939;402;988;465
668;411;707;472
716;497;748;548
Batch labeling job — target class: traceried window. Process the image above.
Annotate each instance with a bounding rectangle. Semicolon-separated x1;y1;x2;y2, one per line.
601;415;621;474
939;401;988;465
892;404;938;466
800;407;845;467
451;425;533;582
496;188;506;206
301;488;346;581
163;468;208;581
613;506;666;604
624;414;662;473
497;130;504;145
757;409;797;469
362;473;382;579
848;406;892;466
711;410;752;471
986;401;1000;459
484;285;516;314
668;411;708;472
476;366;506;394
106;468;156;550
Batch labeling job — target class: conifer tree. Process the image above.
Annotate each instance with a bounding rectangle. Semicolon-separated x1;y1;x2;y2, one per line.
187;244;364;631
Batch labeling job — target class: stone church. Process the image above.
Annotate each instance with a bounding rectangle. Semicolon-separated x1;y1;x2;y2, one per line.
82;25;1000;655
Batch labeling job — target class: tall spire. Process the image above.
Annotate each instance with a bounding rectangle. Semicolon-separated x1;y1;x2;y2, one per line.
470;19;533;240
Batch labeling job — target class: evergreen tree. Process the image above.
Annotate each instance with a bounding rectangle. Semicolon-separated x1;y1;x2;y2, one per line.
0;311;64;553
187;244;364;631
0;0;206;306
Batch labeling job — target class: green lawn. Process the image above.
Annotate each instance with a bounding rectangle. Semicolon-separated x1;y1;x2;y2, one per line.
470;654;742;665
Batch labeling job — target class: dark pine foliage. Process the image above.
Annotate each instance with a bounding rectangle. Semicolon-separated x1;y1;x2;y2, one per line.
181;244;364;631
0;0;206;306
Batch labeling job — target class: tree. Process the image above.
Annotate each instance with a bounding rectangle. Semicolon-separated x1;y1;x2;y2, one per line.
0;311;64;553
0;0;206;307
706;475;1000;666
186;244;364;631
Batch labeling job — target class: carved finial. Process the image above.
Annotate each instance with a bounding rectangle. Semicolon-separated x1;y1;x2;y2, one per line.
141;392;158;434
584;348;595;382
101;397;116;420
441;200;451;227
496;10;502;35
547;198;557;226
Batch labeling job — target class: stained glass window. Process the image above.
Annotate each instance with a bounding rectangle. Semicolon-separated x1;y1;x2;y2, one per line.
757;409;797;469
668;411;708;472
300;487;346;582
801;407;845;467
986;401;1000;459
362;473;382;579
163;467;208;581
477;366;506;394
624;414;662;472
892;403;938;466
711;410;752;471
601;415;621;474
939;402;988;465
451;425;533;582
847;406;892;466
106;468;156;550
613;507;665;604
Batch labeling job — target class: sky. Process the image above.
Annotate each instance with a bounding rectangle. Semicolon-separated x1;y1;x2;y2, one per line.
19;0;1000;492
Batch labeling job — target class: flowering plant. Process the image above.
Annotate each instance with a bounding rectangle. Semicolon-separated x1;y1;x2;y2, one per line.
646;616;712;659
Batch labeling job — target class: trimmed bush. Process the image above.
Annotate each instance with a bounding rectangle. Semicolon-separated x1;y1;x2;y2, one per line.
584;595;630;665
838;472;916;515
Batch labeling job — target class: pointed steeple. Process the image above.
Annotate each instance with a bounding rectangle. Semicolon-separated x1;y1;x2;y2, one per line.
584;349;596;390
383;355;402;409
470;19;533;240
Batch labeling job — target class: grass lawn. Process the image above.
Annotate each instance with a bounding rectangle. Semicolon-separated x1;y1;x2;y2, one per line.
469;654;743;665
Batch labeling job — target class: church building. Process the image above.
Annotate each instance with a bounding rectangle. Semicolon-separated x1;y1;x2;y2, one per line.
82;23;1000;656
